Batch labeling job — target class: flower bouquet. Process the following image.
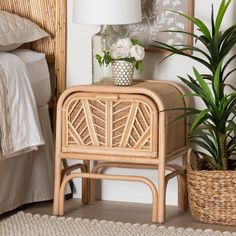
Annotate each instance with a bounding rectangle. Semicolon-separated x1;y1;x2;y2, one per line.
96;38;145;86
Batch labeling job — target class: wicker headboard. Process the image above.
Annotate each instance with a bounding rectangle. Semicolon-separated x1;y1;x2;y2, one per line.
0;0;67;96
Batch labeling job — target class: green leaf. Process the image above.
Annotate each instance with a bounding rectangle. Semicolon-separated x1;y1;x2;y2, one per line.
193;68;215;105
224;83;236;90
169;110;200;123
95;54;103;66
192;139;216;159
196;151;220;169
220;31;236;57
222;53;236;74
224;67;236;81
160;30;199;40
219;24;236;49
103;52;112;66
211;4;215;37
212;61;223;100
194;130;218;157
172;44;211;60
190;109;211;133
168;10;211;41
152;41;212;69
215;0;232;38
131;38;142;46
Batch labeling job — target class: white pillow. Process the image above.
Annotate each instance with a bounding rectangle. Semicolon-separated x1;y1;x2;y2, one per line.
0;10;49;49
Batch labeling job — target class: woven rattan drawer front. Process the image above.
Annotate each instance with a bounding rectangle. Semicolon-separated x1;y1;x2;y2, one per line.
61;92;158;158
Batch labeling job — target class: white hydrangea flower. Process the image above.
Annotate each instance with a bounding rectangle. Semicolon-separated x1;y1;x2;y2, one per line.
110;38;132;59
130;45;145;61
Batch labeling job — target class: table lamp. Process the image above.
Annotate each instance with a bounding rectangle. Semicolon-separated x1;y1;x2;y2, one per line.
73;0;142;84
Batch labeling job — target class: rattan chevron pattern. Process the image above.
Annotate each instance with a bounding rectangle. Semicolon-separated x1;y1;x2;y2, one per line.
62;94;157;156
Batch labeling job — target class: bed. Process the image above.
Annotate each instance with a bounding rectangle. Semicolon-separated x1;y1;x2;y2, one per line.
0;0;66;214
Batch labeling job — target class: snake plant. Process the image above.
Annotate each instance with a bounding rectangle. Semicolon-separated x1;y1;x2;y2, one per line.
152;0;236;170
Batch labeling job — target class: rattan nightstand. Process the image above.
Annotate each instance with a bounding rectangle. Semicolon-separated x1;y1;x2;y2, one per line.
53;80;188;223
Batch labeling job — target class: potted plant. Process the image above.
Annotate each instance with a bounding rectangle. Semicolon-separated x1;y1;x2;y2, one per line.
152;0;236;226
96;38;145;86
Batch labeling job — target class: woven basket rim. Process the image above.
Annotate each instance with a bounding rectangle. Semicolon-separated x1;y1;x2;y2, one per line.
188;169;236;173
187;148;236;173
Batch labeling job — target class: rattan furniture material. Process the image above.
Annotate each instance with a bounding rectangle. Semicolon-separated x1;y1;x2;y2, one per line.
53;80;188;223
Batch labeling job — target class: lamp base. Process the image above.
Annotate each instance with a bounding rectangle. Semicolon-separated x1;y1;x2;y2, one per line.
92;25;119;84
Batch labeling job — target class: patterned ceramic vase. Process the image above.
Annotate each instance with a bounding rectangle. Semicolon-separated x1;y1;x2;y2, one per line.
112;61;134;86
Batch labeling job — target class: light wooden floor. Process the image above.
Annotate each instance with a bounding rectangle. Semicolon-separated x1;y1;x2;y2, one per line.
6;199;234;233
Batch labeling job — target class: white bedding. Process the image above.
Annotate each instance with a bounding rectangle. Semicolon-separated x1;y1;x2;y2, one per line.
0;106;55;214
0;52;44;158
12;49;51;107
0;50;56;214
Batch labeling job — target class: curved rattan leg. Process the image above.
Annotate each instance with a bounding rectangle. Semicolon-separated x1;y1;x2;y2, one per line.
58;174;73;215
157;161;166;224
89;178;95;204
53;155;62;215
164;163;188;210
82;160;90;205
178;154;188;210
58;172;159;222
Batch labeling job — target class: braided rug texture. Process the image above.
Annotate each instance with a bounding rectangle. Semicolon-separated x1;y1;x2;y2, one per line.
0;212;235;236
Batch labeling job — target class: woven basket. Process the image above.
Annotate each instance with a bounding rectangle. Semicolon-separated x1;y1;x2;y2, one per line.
187;149;236;226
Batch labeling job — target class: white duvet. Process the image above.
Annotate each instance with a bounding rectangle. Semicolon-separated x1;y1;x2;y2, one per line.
0;52;44;159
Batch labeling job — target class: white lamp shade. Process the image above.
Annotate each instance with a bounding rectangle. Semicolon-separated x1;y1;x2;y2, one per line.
73;0;142;25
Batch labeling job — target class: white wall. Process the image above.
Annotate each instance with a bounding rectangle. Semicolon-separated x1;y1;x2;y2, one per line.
67;0;235;205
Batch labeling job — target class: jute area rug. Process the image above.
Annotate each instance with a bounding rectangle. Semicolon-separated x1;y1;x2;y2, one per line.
0;212;235;236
